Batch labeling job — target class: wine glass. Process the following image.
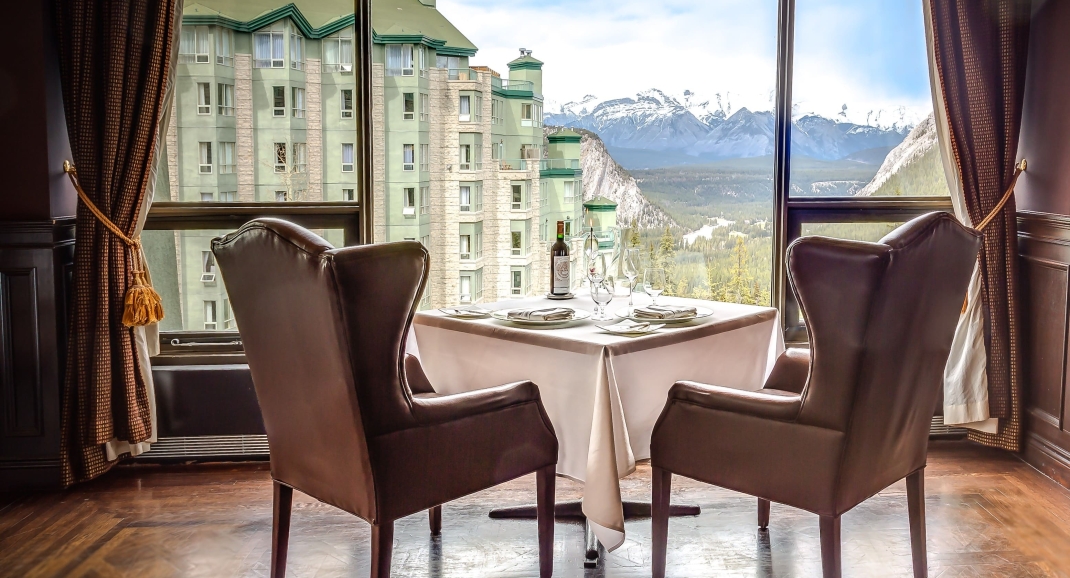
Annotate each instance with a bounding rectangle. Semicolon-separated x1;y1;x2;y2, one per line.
590;254;615;320
583;228;600;282
622;249;640;307
643;268;666;306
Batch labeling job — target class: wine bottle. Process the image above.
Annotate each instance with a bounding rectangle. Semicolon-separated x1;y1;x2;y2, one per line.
551;221;570;295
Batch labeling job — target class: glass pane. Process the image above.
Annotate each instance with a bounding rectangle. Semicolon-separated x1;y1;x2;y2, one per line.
800;222;903;243
789;0;949;198
143;228;345;332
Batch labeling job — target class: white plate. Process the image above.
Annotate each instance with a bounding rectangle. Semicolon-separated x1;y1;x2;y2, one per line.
439;306;491;319
597;321;666;336
491;308;592;326
614;306;715;324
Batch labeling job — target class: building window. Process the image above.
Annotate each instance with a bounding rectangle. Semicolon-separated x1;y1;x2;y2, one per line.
292;143;308;173
492;98;503;125
179;26;210;64
512;184;523;210
419;93;429;121
386;44;414;76
403;187;416;216
196;83;211;114
200;192;214;202
418;45;428;77
511;269;523;295
198;142;212;174
521;103;534;127
564;181;576;202
460;234;472;260
459;95;471;122
204;300;217;330
292;87;306;118
275;190;288;202
216;28;234;66
272;86;286;117
512;231;522;256
341;89;354;119
341;143;354;172
342;188;355;201
420;185;430;213
474;94;483;123
290;33;305;70
219;142;235;174
274;142;287;173
220;191;237;202
460;274;473;304
217;83;234;116
401;92;415;121
475;229;483;259
323;31;354;72
403;144;415;171
420;234;430;248
460;185;471;212
201;250;217;280
223;299;234;330
254;30;285;68
420;144;429;172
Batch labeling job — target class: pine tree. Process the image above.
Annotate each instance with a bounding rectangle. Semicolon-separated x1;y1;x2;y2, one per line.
628;218;641;247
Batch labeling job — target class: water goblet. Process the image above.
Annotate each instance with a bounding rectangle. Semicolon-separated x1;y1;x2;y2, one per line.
623;248;640;306
643;267;666;306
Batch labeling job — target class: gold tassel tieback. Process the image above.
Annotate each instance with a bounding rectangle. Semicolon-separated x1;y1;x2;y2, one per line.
962;158;1028;314
63;161;164;327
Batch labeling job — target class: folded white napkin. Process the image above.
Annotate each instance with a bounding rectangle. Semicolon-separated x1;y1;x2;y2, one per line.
633;304;697;319
507;307;575;321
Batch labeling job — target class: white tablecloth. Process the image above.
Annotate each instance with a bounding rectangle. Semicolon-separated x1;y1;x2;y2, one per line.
410;295;784;551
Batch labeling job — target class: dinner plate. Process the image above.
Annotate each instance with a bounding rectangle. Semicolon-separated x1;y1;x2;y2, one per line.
596;320;666;336
491;308;592;326
614;305;715;324
438;306;491;319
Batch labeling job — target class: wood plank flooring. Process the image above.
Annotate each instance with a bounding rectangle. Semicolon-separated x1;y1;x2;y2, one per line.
1;441;1069;577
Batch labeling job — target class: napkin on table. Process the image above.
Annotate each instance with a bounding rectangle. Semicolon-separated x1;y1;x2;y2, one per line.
633;304;697;319
507;307;575;321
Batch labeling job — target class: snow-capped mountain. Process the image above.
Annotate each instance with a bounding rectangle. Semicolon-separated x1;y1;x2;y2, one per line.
545;89;914;164
546;127;676;229
856;113;950;197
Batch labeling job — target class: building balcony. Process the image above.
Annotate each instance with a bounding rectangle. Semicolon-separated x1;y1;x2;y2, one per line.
448;68;478;81
498;159;537;171
491;76;537;98
539;158;582;178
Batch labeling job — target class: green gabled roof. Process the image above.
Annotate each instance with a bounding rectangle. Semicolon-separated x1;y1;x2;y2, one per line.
182;0;477;54
548;129;581;144
583;196;618;210
508;53;544;70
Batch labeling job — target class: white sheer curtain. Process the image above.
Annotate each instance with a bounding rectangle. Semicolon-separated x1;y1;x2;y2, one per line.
104;0;185;460
924;0;998;434
254;33;271;61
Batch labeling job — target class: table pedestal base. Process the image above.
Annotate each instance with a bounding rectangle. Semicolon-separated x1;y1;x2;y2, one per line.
489;500;701;568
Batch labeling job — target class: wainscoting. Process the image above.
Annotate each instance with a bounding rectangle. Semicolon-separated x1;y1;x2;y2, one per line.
1018;210;1070;489
0;219;75;490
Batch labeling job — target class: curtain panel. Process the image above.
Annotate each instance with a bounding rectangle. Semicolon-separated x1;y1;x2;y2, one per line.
928;0;1031;451
54;0;180;486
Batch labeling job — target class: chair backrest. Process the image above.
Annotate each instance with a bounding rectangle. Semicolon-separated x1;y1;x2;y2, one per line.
787;212;980;511
212;219;429;520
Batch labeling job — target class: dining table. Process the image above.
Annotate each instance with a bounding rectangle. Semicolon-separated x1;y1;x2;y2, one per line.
408;292;785;563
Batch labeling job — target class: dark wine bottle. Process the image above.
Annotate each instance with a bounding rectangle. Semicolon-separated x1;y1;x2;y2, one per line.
550;221;570;295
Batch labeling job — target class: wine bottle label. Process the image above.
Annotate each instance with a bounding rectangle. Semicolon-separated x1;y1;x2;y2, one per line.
553;256;570;292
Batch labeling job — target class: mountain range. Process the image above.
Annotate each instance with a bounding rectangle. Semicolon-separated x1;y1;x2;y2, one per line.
546;89;914;169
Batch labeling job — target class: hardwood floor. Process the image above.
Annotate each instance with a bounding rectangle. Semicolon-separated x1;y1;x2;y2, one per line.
1;441;1069;577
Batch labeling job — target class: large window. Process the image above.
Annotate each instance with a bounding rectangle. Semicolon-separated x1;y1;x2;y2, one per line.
179;26;210;64
217;83;234;116
216;28;233;66
323;29;354;72
254;27;285;68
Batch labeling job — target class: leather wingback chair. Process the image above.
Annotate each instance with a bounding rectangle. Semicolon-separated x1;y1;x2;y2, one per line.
650;212;980;578
212;219;559;578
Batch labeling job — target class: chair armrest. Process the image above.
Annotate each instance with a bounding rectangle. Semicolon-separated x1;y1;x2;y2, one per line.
668;381;802;422
411;380;544;425
762;348;810;395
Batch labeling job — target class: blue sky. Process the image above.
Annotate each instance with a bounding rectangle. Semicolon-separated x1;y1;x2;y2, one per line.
437;0;934;127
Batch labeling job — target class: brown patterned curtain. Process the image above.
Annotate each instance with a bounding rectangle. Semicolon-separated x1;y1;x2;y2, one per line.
54;0;180;485
928;0;1031;451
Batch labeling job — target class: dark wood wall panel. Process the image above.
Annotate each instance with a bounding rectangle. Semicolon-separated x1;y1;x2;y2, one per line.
0;269;44;437
1019;211;1070;489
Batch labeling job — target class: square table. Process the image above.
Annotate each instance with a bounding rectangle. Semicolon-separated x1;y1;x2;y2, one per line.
410;294;784;552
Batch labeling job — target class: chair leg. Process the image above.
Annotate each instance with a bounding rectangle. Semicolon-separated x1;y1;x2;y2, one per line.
271;481;293;578
819;515;841;578
651;466;672;578
429;505;442;536
907;468;927;578
758;498;771;530
535;464;556;578
370;520;394;578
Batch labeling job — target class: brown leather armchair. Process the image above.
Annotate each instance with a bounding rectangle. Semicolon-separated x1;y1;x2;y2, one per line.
212;219;559;578
650;212;980;578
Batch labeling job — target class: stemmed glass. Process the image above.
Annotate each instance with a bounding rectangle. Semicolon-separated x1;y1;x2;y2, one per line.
590;254;615;321
622;248;640;307
643;268;666;306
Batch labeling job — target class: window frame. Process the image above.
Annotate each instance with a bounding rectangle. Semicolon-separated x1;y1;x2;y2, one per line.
196;82;211;115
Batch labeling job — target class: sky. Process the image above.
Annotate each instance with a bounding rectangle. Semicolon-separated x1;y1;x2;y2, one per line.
436;0;935;127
